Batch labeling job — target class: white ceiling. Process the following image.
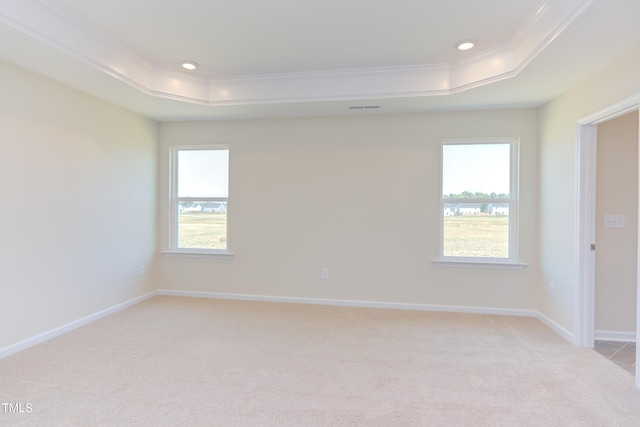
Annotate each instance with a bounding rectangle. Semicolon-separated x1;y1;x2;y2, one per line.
49;0;540;76
0;0;639;121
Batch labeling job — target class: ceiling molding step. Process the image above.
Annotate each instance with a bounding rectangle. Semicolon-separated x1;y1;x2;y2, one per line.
512;0;596;71
0;0;594;107
206;64;452;105
0;0;150;73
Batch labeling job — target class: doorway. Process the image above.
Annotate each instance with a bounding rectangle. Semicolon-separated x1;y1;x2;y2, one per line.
593;112;638;376
575;95;640;387
594;113;638;343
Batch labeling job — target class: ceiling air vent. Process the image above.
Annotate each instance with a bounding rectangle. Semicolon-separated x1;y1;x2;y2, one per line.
348;105;381;110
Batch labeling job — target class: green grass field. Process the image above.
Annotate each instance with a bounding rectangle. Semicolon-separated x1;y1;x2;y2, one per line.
443;216;509;258
178;213;227;249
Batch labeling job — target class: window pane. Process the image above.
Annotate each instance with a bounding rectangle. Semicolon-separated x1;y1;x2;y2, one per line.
177;202;227;249
442;144;510;198
178;149;229;198
443;204;509;258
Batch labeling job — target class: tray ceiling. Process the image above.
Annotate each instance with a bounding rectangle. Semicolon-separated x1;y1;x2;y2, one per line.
0;0;639;120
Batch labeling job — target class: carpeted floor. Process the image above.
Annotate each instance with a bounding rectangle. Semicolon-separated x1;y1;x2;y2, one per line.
1;296;640;426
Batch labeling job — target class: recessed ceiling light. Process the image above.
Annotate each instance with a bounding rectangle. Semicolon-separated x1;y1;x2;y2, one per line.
181;61;199;71
456;40;476;51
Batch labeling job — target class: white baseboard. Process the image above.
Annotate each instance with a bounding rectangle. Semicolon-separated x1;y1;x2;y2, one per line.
156;289;538;318
0;291;158;360
1;289;578;360
160;290;579;343
534;311;575;344
595;330;636;343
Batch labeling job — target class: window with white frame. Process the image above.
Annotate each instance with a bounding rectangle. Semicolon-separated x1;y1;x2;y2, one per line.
170;146;229;253
440;138;518;262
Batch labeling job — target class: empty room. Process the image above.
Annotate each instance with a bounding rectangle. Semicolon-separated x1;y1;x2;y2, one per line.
2;0;640;425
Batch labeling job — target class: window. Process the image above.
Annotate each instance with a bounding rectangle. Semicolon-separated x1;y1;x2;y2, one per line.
170;146;229;254
438;138;519;265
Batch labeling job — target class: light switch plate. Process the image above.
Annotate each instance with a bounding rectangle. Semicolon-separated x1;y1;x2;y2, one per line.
604;214;625;229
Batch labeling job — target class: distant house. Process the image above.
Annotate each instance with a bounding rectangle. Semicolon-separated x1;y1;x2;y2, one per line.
444;204;458;216
458;204;481;215
202;202;227;213
443;203;481;216
487;203;509;216
444;203;509;216
182;203;203;213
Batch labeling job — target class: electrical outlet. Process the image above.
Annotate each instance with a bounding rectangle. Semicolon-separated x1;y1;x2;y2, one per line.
549;282;555;297
138;264;145;276
321;268;329;279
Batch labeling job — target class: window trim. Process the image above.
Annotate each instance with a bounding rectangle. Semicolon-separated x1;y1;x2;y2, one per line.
435;137;523;268
168;145;232;257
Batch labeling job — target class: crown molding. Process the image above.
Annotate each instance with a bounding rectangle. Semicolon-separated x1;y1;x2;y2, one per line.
0;0;593;107
512;0;595;72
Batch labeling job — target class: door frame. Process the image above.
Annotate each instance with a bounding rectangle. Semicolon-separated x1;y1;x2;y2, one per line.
575;93;640;386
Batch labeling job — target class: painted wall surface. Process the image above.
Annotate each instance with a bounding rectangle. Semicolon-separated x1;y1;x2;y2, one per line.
595;112;638;334
0;60;158;350
539;48;640;338
158;109;539;310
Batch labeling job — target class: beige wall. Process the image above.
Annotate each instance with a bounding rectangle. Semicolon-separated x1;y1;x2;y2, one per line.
158;110;539;309
595;112;638;334
0;60;158;350
539;48;640;337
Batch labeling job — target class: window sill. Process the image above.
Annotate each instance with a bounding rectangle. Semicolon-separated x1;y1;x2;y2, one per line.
432;259;527;270
162;250;234;259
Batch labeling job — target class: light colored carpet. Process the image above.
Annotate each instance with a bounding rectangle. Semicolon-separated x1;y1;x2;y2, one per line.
1;296;640;426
